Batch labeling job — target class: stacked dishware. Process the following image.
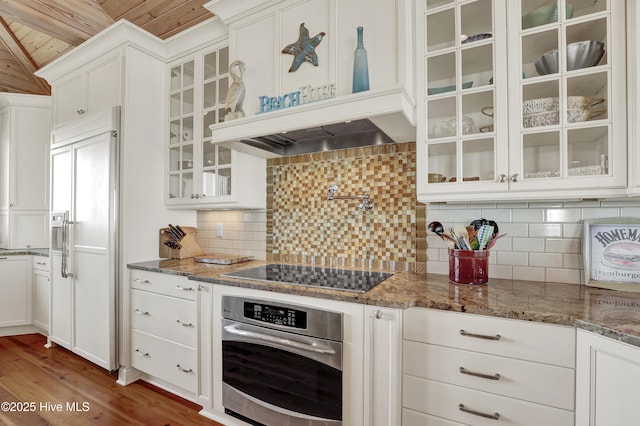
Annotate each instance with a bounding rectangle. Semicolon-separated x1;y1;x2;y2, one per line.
522;96;606;128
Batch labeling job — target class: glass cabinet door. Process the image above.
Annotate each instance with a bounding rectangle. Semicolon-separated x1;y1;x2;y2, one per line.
511;0;624;187
168;60;195;200
201;46;231;198
424;0;507;189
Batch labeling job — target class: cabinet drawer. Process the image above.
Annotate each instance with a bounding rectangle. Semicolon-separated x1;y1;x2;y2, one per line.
131;290;196;347
130;329;197;393
403;375;574;426
32;256;50;271
403;308;575;367
130;270;197;300
403;341;575;410
403;408;464;426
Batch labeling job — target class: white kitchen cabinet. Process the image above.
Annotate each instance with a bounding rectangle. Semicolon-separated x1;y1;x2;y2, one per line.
128;269;201;397
165;43;266;209
402;308;576;425
417;0;628;202
0;94;51;249
364;306;402;426
50;50;120;131
576;329;640;426
32;255;50;332
0;255;32;327
48;249;72;348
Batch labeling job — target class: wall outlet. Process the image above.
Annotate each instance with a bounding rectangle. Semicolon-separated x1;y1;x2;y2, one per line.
216;223;224;238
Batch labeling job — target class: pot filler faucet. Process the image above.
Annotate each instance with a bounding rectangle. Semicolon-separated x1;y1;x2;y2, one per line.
327;184;374;211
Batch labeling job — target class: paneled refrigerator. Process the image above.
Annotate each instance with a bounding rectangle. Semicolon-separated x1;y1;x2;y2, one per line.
49;107;119;371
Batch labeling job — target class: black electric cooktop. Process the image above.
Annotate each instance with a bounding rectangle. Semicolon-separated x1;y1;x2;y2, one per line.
221;264;393;293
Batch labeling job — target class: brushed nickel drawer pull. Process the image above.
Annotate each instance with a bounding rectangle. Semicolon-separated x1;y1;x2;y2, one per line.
134;278;151;284
135;349;149;357
459;404;500;420
176;320;194;327
460;329;501;340
176;285;195;291
176;364;193;373
459;366;501;380
134;309;150;315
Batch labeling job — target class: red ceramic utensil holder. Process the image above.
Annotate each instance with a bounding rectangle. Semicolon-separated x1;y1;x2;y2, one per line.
449;248;490;284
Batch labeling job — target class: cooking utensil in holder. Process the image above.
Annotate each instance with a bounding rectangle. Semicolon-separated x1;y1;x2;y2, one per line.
159;226;204;259
449;248;490;284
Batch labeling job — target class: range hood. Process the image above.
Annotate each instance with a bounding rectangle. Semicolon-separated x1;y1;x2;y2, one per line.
210;87;416;158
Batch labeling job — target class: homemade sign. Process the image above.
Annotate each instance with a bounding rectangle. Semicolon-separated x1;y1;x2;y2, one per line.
584;217;640;292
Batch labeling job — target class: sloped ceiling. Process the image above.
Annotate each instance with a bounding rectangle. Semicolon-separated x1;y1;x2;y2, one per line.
0;0;213;95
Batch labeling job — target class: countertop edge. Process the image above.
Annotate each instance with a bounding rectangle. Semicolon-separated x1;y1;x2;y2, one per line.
127;260;640;347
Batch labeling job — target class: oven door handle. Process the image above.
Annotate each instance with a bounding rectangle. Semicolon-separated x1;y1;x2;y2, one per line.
223;324;336;355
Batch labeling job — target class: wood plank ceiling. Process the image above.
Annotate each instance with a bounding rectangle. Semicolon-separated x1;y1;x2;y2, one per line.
0;0;213;95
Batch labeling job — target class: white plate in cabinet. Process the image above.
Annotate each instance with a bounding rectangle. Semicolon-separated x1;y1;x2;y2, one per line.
130;270;196;301
403;308;575;367
403;341;575;410
403;408;464;426
403;375;574;426
130;289;196;347
130;329;197;393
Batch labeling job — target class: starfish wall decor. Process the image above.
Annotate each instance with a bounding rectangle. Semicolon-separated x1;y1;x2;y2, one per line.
282;22;326;72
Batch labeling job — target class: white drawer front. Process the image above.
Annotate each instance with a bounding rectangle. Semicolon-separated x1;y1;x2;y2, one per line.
403;375;574;426
403;408;465;426
403;308;575;367
130;329;197;392
32;256;50;271
403;341;575;410
131;289;197;347
130;269;197;300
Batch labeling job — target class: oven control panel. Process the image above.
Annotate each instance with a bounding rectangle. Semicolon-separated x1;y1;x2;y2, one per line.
243;302;308;329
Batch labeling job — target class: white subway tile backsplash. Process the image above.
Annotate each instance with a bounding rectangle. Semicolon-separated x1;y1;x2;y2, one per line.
529;223;563;237
513;266;546;282
545;209;580;223
546;238;581;254
512;208;545;222
512;237;545;252
546;268;581;284
451;209;483;223
499;223;528;237
496;251;528;266
529;252;563;268
582;207;620;219
563;254;583;269
563;223;583;238
426;200;638;285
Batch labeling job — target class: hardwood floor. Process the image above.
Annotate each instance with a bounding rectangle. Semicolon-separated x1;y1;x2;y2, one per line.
0;334;224;425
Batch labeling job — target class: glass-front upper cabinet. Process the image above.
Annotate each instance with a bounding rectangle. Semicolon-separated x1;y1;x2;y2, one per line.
419;0;509;199
166;45;230;204
201;47;231;198
417;0;628;202
168;59;195;201
508;0;626;194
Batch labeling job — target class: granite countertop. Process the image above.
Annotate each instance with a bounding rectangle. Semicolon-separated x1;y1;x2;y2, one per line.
128;258;640;347
0;249;49;257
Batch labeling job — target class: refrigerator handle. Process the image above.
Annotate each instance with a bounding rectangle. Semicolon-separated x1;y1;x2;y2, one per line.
61;218;74;278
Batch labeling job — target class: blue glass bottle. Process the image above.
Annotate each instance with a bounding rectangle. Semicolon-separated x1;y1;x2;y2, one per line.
352;26;370;93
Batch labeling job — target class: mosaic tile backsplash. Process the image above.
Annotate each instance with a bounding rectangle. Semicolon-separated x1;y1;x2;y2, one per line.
266;142;426;272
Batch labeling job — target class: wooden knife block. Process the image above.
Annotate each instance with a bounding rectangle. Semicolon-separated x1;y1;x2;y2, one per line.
159;226;204;259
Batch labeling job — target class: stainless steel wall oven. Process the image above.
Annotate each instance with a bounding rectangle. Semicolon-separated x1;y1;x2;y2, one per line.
221;295;344;425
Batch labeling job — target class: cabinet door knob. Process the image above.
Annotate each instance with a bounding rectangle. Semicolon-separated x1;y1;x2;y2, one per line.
374;310;383;319
9;203;14;207
497;174;506;183
510;173;519;182
77;109;86;114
